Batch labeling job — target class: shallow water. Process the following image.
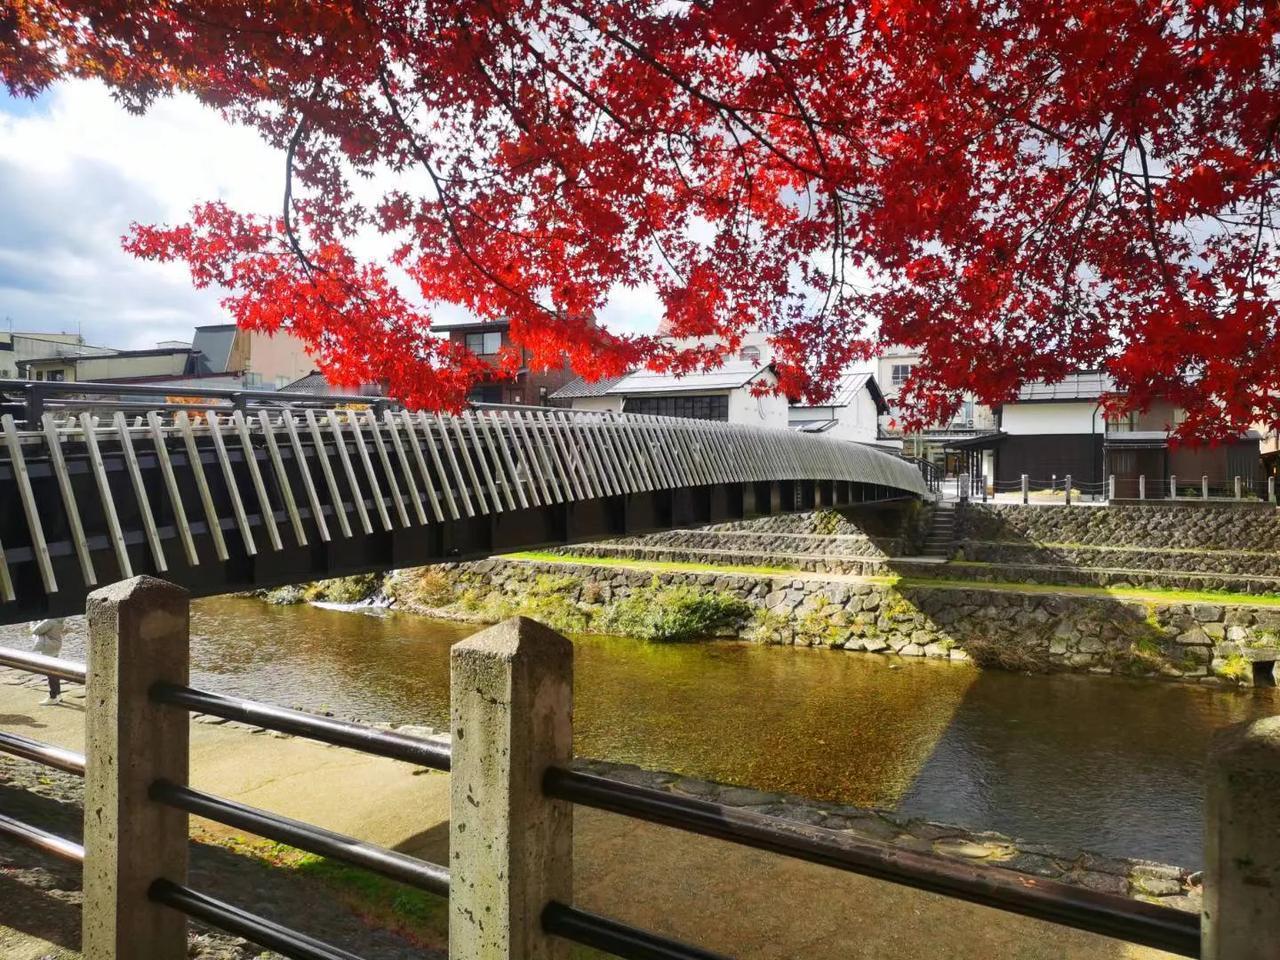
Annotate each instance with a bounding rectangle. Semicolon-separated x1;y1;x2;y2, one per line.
7;596;1276;868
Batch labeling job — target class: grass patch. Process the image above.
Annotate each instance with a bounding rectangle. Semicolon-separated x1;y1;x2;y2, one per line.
595;577;753;642
896;575;1280;607
199;833;449;949
504;550;800;578
508;550;1280;608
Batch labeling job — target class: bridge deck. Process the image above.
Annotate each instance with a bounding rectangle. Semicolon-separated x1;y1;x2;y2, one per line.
0;385;926;622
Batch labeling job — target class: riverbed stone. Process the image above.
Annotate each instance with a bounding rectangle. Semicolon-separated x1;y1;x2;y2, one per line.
718;786;783;807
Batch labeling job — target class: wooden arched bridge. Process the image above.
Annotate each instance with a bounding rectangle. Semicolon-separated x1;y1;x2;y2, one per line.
0;379;927;622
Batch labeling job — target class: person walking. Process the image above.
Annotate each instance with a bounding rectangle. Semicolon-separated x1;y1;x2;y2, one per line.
30;617;66;705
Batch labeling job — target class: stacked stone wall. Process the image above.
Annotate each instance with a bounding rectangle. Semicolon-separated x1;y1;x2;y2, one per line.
405;558;1280;686
956;502;1280;552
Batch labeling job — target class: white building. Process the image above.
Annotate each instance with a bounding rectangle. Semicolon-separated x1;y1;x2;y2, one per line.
788;372;889;444
874;346;997;474
551;361;787;429
0;331;115;380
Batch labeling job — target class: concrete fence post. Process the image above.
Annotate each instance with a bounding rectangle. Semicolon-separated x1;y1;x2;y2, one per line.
958;473;969;503
981;475;987;503
1020;474;1028;504
1064;474;1072;506
1108;475;1116;500
1235;475;1243;500
1203;717;1280;960
84;576;191;960
1139;474;1146;500
1170;474;1177;500
1269;475;1276;504
1203;475;1210;500
450;616;574;960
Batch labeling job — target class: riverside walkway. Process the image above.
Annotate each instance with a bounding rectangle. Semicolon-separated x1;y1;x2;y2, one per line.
0;674;1174;960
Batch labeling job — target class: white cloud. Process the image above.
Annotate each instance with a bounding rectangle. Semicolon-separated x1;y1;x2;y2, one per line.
0;81;281;348
0;80;662;351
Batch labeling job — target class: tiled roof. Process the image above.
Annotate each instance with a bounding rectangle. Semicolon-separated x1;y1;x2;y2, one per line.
551;361;772;400
791;371;888;415
548;374;628;399
1015;371;1115;402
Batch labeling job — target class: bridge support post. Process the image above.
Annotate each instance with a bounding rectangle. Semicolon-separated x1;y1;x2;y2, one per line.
1203;716;1280;960
450;616;573;960
83;576;190;960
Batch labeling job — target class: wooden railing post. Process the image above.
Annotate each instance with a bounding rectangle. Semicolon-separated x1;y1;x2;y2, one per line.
1064;474;1072;506
1020;474;1028;504
1203;717;1280;960
1203;475;1210;500
1169;474;1176;500
84;576;190;960
450;616;573;960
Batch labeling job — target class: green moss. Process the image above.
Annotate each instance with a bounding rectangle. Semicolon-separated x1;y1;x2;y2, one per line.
810;510;844;537
747;607;792;645
596;577;753;643
386;568;457;609
504;550;799;577
1214;653;1252;683
302;573;383;605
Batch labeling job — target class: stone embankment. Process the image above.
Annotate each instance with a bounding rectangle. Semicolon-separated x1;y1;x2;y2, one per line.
558;501;1280;595
403;556;1280;686
947;501;1280;595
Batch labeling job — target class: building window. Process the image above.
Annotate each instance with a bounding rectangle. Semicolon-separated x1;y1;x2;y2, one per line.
35;370;44;381
626;394;729;421
739;345;762;363
47;370;65;381
891;363;913;387
465;332;503;356
468;384;503;404
1107;412;1137;433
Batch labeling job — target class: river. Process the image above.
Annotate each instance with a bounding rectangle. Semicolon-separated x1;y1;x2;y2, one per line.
7;595;1277;869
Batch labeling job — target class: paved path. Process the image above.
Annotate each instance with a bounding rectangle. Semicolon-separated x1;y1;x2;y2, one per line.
0;677;1180;960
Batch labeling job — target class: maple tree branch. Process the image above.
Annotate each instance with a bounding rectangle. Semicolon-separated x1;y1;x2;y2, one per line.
1134;133;1173;287
282;116;318;279
373;61;556;320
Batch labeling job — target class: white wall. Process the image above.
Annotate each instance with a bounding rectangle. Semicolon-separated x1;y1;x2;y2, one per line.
248;330;314;387
567;395;624;414
1001;401;1097;436
728;371;787;429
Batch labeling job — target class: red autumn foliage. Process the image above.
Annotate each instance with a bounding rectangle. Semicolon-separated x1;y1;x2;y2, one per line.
3;1;1279;437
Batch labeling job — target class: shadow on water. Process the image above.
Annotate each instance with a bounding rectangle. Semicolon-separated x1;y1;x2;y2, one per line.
894;669;1277;867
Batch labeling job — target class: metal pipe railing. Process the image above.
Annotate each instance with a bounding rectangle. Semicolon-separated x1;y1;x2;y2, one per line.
149;880;363;960
150;781;449;897
0;730;85;775
543;768;1200;959
542;901;730;960
0;812;84;864
150;684;451;771
0;647;87;683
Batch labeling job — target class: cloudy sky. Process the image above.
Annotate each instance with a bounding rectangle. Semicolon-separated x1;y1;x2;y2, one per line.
0;81;663;351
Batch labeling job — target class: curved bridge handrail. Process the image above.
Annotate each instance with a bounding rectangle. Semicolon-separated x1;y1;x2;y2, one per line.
0;397;925;618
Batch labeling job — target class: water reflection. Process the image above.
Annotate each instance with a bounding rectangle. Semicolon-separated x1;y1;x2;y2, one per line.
4;596;1275;868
